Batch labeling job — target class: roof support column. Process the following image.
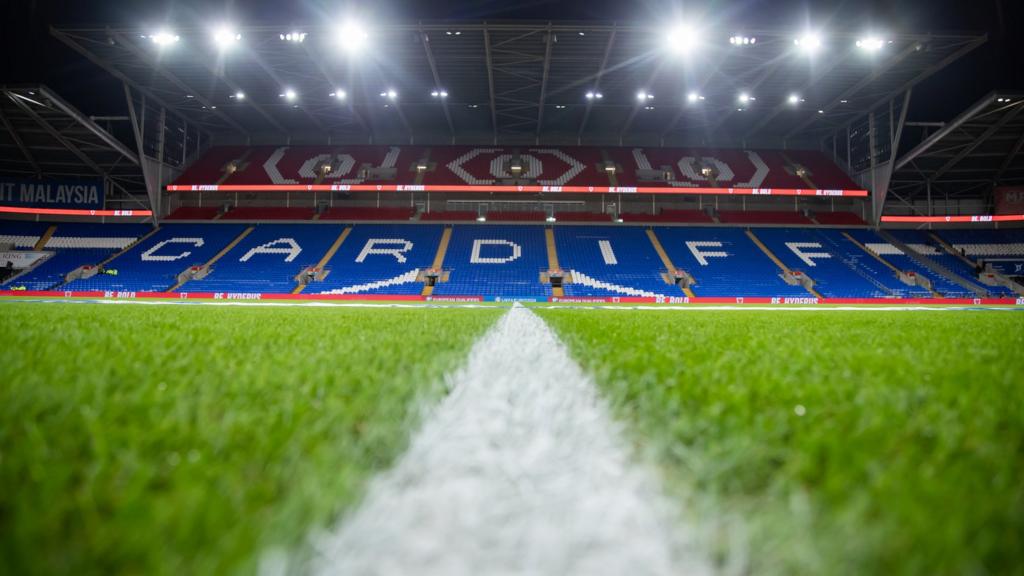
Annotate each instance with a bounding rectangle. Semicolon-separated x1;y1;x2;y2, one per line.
868;89;912;225
124;83;159;224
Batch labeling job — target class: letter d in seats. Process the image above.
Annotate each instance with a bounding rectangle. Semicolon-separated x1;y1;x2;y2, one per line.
471;239;522;264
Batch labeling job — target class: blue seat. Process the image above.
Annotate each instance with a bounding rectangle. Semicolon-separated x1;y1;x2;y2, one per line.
655;227;810;297
63;224;247;292
555;226;678;298
184;224;345;294
313;224;444;295
432;225;550;300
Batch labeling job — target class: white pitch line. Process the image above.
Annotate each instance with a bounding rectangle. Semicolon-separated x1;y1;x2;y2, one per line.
306;304;710;576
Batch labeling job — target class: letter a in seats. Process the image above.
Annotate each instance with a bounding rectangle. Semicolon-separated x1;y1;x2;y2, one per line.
470;239;522;264
356;239;414;263
141;238;205;262
240;238;302;262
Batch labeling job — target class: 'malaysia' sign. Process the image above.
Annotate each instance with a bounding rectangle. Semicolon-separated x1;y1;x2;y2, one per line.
0;178;104;209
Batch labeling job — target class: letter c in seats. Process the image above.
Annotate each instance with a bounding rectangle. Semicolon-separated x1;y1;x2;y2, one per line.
141;238;205;262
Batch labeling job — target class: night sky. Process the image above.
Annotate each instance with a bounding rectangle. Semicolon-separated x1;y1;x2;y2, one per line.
2;0;1021;123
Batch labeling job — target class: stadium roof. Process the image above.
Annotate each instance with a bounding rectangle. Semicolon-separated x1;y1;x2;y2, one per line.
0;84;148;207
51;23;987;147
890;91;1024;201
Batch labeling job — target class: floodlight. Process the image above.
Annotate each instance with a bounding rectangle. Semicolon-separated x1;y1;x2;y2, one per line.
788;93;801;105
794;34;823;54
213;27;241;47
336;21;369;53
283;89;297;101
431;90;449;98
666;24;699;55
150;31;180;46
546;216;557;223
856;36;885;52
686;91;703;103
233;91;245;100
637;91;653;102
380;90;398;100
330;90;347;100
738;92;751;104
585;91;603;100
281;31;307;43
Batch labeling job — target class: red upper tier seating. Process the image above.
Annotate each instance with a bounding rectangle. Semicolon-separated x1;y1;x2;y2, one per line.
220;207;316;220
814;212;868;226
553;212;612;222
172;145;861;192
658;209;714;223
718;210;813;225
166;206;222;220
420;211;479;221
319;207;415;221
487;211;547;222
620;210;713;223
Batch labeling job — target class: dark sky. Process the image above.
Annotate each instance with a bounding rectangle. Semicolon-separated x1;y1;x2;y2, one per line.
2;0;1021;122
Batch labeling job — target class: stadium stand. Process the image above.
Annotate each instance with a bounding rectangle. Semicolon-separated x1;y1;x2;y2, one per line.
432;225;550;299
166;206;222;220
620;210;713;223
419;211;479;222
552;212;612;223
937;228;1024;278
655;227;811;297
4;219;1021;299
0;221;52;248
718;210;813;225
753;228;895;298
221;207;316;221
2;223;151;290
172;145;864;191
487;211;548;222
813;212;868;226
844;229;980;297
320;207;415;221
555;226;676;298
883;229;1015;297
62;224;247;292
312;224;443;295
182;224;346;294
809;229;931;297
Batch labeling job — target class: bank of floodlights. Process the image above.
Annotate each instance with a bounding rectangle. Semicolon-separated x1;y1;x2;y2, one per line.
336;21;369;54
665;24;700;55
213;26;241;48
794;33;823;54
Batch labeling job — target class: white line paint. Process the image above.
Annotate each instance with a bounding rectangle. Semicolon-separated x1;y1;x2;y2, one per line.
306;305;710;576
2;299;1020;312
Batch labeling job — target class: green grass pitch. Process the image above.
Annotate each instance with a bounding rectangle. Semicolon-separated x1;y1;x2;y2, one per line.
0;302;502;575
537;308;1024;576
2;302;1023;575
